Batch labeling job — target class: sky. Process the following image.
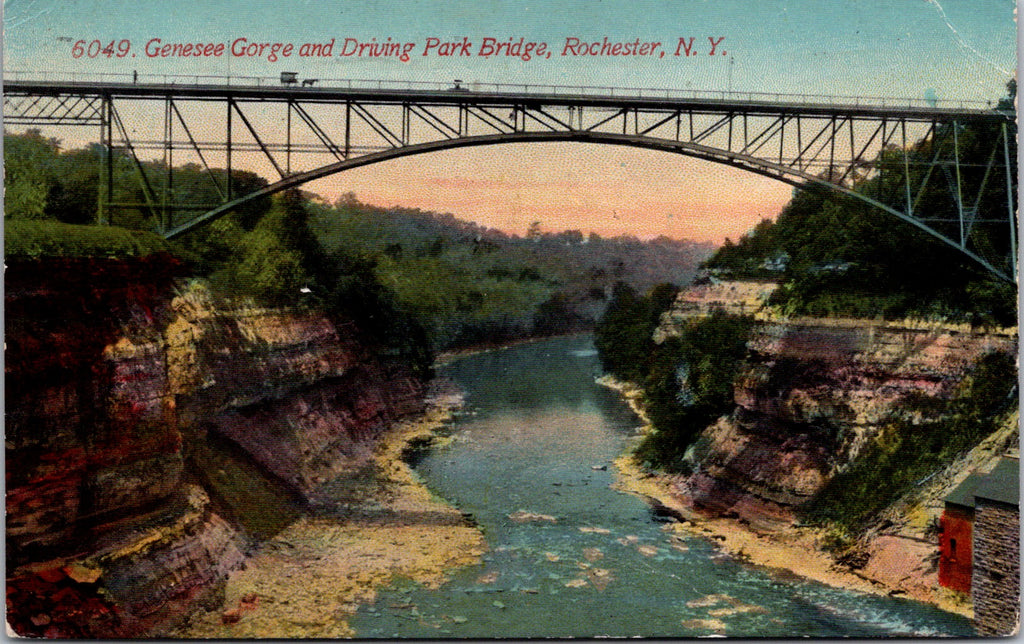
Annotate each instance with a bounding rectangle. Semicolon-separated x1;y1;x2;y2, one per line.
3;0;1018;243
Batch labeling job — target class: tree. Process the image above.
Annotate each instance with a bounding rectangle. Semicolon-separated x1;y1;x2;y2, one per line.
698;81;1017;325
233;228;308;304
4;130;59;220
526;221;543;240
594;282;679;382
218;189;327;304
46;146;100;224
4;159;49;220
326;253;434;379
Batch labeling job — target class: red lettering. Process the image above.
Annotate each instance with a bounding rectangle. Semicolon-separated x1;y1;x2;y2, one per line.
423;37;441;55
562;37;662;57
675;37;695;57
144;38;162;57
708;36;725;56
145;38;225;58
230;38;290;61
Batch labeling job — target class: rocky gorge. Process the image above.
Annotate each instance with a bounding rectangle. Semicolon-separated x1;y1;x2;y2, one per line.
6;256;1016;636
5;255;449;637
616;279;1018;613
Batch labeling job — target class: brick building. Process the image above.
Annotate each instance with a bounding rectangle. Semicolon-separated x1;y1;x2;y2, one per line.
939;457;1019;636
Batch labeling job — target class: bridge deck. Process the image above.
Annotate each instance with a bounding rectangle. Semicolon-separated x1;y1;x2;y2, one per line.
3;78;1009;121
3;75;1014;281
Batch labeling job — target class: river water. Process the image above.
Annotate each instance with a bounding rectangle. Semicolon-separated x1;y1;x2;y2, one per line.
350;335;973;638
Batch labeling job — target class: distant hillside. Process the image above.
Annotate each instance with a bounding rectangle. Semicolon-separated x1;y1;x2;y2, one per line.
309;194;714;350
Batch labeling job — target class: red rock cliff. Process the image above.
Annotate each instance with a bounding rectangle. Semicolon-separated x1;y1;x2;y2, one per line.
6;257;425;637
655;284;1017;531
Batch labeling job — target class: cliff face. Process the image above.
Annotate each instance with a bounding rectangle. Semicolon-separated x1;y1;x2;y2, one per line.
6;256;188;559
168;284;425;502
656;283;1017;531
6;258;425;637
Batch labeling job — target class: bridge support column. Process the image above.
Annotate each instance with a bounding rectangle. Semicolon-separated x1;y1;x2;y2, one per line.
162;97;173;234
1002;122;1017;280
98;96;112;225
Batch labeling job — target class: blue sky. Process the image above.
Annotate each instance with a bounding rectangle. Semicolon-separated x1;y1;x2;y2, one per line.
3;0;1017;242
5;0;1015;99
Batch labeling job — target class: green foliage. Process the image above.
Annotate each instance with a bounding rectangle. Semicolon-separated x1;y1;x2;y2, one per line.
205;190;435;374
4;170;49;220
4;220;171;258
3;131;55;220
3;130;273;236
232;229;309;305
533;293;589;336
4;130;711;354
676;311;754;408
213;192;313;305
593;282;679;382
701;84;1017;325
819;525;856;554
311;195;710;351
325;254;434;379
593;282;753;471
168;216;247;277
633;311;755;471
803;350;1018;534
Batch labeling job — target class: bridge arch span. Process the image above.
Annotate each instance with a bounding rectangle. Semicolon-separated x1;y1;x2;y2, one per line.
5;78;1014;281
164;130;1011;282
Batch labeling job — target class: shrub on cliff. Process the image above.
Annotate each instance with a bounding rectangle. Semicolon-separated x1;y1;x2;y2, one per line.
593;282;754;471
4;220;171;258
594;282;679;382
802;350;1018;534
634;311;754;471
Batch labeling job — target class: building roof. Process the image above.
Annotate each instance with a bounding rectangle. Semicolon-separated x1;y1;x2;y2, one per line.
974;457;1019;507
945;473;983;510
944;457;1019;510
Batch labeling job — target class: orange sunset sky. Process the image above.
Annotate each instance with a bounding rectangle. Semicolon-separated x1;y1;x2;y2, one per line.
302;143;793;244
4;0;1015;245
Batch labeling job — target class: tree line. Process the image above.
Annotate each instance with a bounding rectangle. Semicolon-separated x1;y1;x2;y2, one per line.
3;129;711;364
703;81;1017;327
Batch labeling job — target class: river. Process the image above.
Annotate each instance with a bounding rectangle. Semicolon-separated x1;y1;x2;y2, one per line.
349;335;973;638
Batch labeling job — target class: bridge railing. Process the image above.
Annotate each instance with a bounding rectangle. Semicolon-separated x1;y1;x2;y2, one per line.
3;69;1000;111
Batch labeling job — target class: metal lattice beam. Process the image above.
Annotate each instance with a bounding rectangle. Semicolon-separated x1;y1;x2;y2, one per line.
4;78;1016;281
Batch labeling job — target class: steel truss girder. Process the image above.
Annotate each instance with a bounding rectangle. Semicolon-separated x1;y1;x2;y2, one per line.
154;129;1012;282
3;92;104;124
4;82;1016;281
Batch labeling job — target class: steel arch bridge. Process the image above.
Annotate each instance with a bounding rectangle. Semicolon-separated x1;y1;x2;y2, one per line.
3;73;1017;282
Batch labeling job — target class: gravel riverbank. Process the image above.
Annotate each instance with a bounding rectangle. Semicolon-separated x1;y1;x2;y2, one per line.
163;404;487;638
599;375;972;620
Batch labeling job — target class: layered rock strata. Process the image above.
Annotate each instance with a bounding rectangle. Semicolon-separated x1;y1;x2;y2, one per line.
6;257;425;637
167;284;425;503
622;280;1018;612
655;283;1017;530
